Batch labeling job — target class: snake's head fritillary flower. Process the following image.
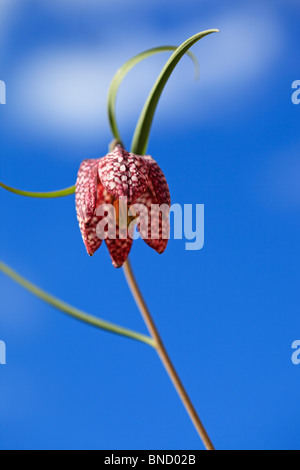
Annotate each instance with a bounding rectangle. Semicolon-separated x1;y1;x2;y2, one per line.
75;144;171;268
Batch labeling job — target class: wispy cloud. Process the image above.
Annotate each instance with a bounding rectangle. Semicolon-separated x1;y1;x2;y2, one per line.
0;0;17;59
7;4;284;142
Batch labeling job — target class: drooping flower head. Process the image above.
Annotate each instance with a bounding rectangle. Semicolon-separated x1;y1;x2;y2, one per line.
75;144;170;267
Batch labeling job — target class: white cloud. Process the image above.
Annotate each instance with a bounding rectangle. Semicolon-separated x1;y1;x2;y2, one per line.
12;49;111;136
198;10;282;90
10;45;162;140
8;5;284;142
0;0;17;57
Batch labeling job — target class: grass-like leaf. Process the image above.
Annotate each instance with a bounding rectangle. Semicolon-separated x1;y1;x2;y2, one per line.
107;46;200;143
131;29;219;155
0;260;155;347
0;182;75;198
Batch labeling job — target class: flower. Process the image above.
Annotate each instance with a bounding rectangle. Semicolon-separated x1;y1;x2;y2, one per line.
75;144;171;267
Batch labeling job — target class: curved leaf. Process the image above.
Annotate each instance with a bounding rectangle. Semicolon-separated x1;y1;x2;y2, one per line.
131;29;219;155
0;181;75;198
107;46;200;143
0;260;155;347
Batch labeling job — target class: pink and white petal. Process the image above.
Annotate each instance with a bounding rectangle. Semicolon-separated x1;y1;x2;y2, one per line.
78;215;102;256
105;236;133;268
142;155;171;207
76;159;99;225
143;206;170;254
98;145;149;204
135;185;170;254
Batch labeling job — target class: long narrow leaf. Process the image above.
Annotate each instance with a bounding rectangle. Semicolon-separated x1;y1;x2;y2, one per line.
0;260;155;348
0;182;75;198
107;46;199;143
131;29;219;155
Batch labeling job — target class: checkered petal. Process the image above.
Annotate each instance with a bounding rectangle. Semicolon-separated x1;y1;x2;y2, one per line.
75;159;99;225
78;214;103;256
142;155;171;206
135;182;170;254
76;164;105;256
96;189;133;267
105;228;133;268
98;145;149;204
76;149;171;265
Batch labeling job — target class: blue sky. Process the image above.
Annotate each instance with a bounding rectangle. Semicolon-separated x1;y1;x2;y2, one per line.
0;0;300;450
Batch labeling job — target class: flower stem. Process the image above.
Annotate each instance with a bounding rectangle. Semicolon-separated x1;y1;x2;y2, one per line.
123;259;215;451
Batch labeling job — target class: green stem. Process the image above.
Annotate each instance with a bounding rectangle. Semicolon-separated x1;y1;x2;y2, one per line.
0;260;155;348
0;182;75;198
